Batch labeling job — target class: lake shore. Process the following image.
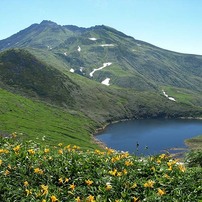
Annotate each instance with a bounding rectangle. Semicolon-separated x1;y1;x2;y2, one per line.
93;117;202;156
185;135;202;150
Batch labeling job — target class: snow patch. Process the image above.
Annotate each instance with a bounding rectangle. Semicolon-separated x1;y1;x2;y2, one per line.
100;44;114;47
89;37;97;41
80;67;84;72
70;68;75;73
162;90;176;101
168;97;176;101
162;90;169;98
101;78;110;86
47;45;52;50
78;46;81;52
90;62;112;77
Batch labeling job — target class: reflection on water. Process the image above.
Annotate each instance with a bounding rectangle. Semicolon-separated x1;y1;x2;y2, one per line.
96;119;202;155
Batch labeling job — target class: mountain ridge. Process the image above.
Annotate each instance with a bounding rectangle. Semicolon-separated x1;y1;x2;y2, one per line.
1;20;202;92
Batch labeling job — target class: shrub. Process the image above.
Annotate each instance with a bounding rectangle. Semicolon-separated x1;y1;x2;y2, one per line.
185;150;202;167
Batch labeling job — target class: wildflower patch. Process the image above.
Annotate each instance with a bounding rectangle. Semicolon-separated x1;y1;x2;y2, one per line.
0;134;201;201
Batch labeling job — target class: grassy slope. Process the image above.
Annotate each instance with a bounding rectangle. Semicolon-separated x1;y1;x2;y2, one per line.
0;88;99;149
162;86;202;107
185;135;202;150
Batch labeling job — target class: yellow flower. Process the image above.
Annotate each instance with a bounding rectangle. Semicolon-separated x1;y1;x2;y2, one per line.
24;181;29;187
117;172;122;177
167;160;177;167
58;143;63;147
151;166;156;172
44;148;50;153
12;132;17;138
4;169;10;175
13;145;20;153
159;153;166;159
73;145;80;149
0;149;9;154
121;152;129;158
25;189;32;196
85;179;93;186
58;177;63;184
111;156;121;163
28;149;35;155
65;144;71;150
42;200;46;202
123;169;128;175
156;159;161;164
157;188;166;196
65;178;69;183
131;183;137;189
8;164;11;169
125;160;133;166
163;174;170;179
150;156;154;161
178;164;186;172
167;166;172;171
106;183;112;191
144;180;155;188
0;159;2;166
167;161;172;167
49;156;53;160
94;149;105;155
34;168;44;174
41;184;48;196
109;169;117;176
106;147;115;154
50;195;58;202
86;195;95;202
75;196;81;202
58;149;63;155
133;196;139;202
70;184;76;191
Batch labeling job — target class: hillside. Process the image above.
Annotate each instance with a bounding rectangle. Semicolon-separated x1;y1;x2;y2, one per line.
0;21;202;146
0;88;100;149
1;49;201;121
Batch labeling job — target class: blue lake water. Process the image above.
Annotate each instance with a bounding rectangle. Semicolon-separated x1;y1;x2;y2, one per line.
96;119;202;155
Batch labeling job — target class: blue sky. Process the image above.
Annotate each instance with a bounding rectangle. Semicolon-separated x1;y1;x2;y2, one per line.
1;0;202;55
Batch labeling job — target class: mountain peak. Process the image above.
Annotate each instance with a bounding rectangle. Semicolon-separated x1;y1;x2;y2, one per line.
40;20;58;27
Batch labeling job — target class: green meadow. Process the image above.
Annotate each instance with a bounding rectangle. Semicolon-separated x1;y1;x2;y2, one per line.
0;88;99;149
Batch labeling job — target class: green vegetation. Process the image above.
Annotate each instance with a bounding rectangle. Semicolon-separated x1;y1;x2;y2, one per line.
163;86;202;107
185;135;202;150
185;150;202;167
0;88;99;149
0;135;202;202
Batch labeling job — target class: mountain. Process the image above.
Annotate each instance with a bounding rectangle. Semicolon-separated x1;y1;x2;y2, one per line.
1;20;202;93
0;21;202;145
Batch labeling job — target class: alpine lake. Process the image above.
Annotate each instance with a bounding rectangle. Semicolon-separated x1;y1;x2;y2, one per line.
96;119;202;156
